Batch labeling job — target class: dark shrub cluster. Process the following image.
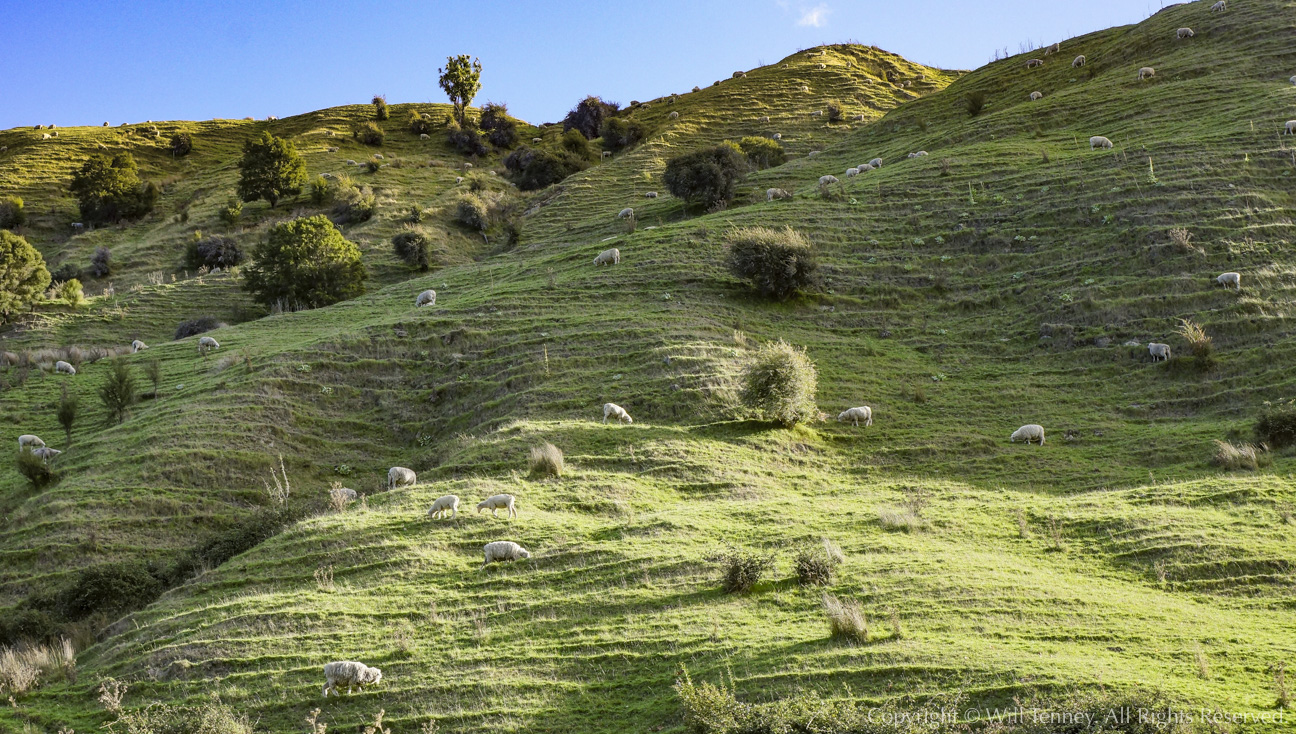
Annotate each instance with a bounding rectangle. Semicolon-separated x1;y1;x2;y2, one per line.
736;137;786;169
717;547;775;593
89;246;113;278
0;195;27;229
16;449;58;489
740;339;818;427
446;119;488;156
725;226;817;301
599;117;644;153
169;132;193;157
966;91;989;117
663;143;747;209
480;102;518;149
174;316;225;340
408;111;432;136
55;563;163;621
1256;404;1296;449
794;539;843;586
242;215;367;309
561;129;593;158
372;95;389;121
69;153;159;224
184;233;243;270
826;101;843;122
563;96;618;139
504;147;588;190
392;227;439;270
455;194;490;231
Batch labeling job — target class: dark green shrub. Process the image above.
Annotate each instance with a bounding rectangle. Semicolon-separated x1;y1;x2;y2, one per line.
1257;404;1296;449
184;234;244;270
480;102;518;149
725;226;817;301
363;159;381;174
736;137;786;169
408;111;432;136
966;90;988;117
169;132;193;157
0;230;50;324
51;262;79;283
717;547;775;593
446;119;488;156
219;197;243;225
98;358;137;424
455;194;489;231
165;506;294;586
309;175;332;204
174;317;224;340
89;246;113;278
825;101;843;122
503;147;588;190
55;563;163;621
599;117;644;152
392;228;435;270
561;128;592;158
69;152;157;223
0;608;60;647
16;448;58;489
352;121;385;146
57;384;78;444
237;132;308;207
0;195;26;229
242;215;367;309
563;96;618;139
663;143;747;209
740;339;818;426
372;95;389;121
793;539;843;586
331;183;376;224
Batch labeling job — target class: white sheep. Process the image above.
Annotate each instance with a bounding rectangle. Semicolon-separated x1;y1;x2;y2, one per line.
131;340;148;353
481;540;530;570
733;70;747;78
618;207;634;219
476;494;517;518
322;661;382;697
55;361;76;375
810;110;823;117
30;447;62;464
18;435;45;450
374;153;384;160
416;289;437;307
603;402;632;424
908;151;928;158
800;86;810;93
332;487;358;503
1090;136;1113;150
1010;424;1046;445
857;163;875;172
1026;59;1044;69
1030;91;1043;101
1211;0;1225;10
771;133;782;140
388;466;416;489
1044;42;1060;56
766;188;792;201
668;111;679;120
428;494;460;519
1177;27;1195;39
455;176;464;183
818;175;839;185
852;114;866;121
868;157;883;168
1138;66;1156;81
644;191;658;199
758;116;771;123
1148;343;1172;362
1285;120;1296;135
419;133;430;140
327;146;339;152
594;248;621;266
532;137;543;143
1216;272;1240;290
1290;76;1296;86
846;167;860;177
1073;55;1086;68
346;159;357;165
837;406;873;427
198;336;220;353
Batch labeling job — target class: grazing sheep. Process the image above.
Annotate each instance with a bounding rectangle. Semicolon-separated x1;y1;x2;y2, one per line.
593;248;621;266
858;163;875;171
1026;59;1044;69
30;447;62;464
868;157;883;168
42;133;51;140
1010;424;1046;445
1044;42;1060;56
72;223;83;231
131;340;148;353
800;85;811;93
668;111;679;120
852;114;866;121
428;494;460;519
645;191;658;198
846;167;860;177
322;661;382;697
1030;91;1043;101
374;153;384;160
692;86;701;92
1290;76;1296;86
758;115;771;123
419;133;430;140
346;159;357;165
1148;343;1172;362
908;151;928;158
1177;27;1194;39
810;110;823;117
808;150;821;157
54;361;76;375
463;162;473;169
602;151;612;158
819;175;839;185
771;133;782;140
481;540;530;570
1211;0;1225;10
387;466;416;489
618;207;634;219
1138;66;1156;81
837;406;873;427
327;146;339;152
733;71;746;78
603;402;632;424
817;63;826;69
1090;136;1114;150
1285;120;1296;135
333;487;358;503
476;494;517;518
766;188;793;201
198;336;220;353
1073;55;1087;68
416;289;437;307
532;137;542;143
18;435;45;451
455;176;463;183
1216;271;1241;290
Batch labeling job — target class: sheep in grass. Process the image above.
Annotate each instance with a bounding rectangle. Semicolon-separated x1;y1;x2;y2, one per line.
801;86;811;93
1073;55;1086;68
602;151;613;158
1030;91;1043;101
198;336;220;355
668;111;679;120
416;289;437;307
766;188;793;201
1216;272;1241;291
1010;424;1046;446
838;406;873;427
644;191;658;199
908;151;928;158
419;133;430;140
1044;42;1060;56
758;115;771;123
332;486;358;504
428;494;460;519
733;71;746;78
1177;27;1195;39
388;466;416;489
476;494;517;518
868;157;883;168
481;541;530;570
1285;120;1296;135
18;435;45;450
30;447;62;464
818;175;839;185
532;137;543;143
1026;59;1044;69
54;361;76;375
618;207;634;219
846;167;860;177
810;110;823;117
1290;76;1296;86
1211;0;1226;10
593;248;620;266
1138;66;1156;81
771;133;782;140
603;402;632;424
1090;136;1114;150
131;340;148;353
322;661;383;697
1148;343;1172;362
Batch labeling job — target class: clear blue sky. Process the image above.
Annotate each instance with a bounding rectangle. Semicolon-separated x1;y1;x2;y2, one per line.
3;0;1171;130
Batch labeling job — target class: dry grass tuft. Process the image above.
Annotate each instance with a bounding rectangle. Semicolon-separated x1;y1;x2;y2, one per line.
822;593;868;642
1210;440;1271;471
528;443;564;478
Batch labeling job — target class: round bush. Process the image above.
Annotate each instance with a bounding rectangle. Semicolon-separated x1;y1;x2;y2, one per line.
740;339;819;426
480;103;518;149
1256;404;1296;449
169;132;193;157
185;234;244;270
663;143;747;209
392;228;435;270
563;96;618;139
352;121;385;146
0;195;26;229
56;563;163;621
446;119;488;156
242;215;368;309
408;111;432;136
89;246;113;278
600;117;644;153
737;136;786;169
725;226;817;301
504;147;588;190
331;183;376;224
455;194;489;231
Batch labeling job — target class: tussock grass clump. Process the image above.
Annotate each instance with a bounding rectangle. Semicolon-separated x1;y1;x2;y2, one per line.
353;120;385;146
793;538;843;586
739;339;818;427
822;593;868;642
58;278;84;306
725;226;817;301
332;182;376;224
1255;404;1296;448
0;638;75;696
965;90;988;117
1210;440;1271;471
878;507;924;532
528;442;564;478
372;94;389;121
717;547;775;593
1176;318;1214;365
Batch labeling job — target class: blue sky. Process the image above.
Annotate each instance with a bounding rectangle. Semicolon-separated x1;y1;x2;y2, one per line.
2;0;1168;130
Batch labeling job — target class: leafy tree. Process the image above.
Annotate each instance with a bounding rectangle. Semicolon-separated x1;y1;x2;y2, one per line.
57;384;79;445
600;117;643;153
438;55;483;126
236;132;308;208
184;233;243;270
98;358;137;425
504;147;587;190
169;132;193;157
563;96;618;139
68;153;158;223
372;95;389;121
0;195;25;229
663;143;747;209
59;278;84;306
352;121;385;146
0;229;51;323
408;111;432;136
737;137;786;169
242;215;367;309
392;229;434;270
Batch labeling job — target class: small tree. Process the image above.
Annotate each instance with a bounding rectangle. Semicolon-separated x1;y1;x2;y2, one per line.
352;121;385;146
503;147;588;191
408;111;432;136
59;278;84;306
372;95;389;121
219;198;243;225
57;384;79;445
445;119;487;156
663;143;747;209
69;153;157;224
0;195;26;229
740;340;819;427
16;449;56;489
242;215;368;309
0;230;51;323
142;358;162;396
392;229;433;270
599;117;643;153
89;246;113;278
965;91;989;117
98;359;137;425
236;131;308;208
563;96;618;139
184;233;243;270
438;55;483;126
169;133;193;157
725;226;818;301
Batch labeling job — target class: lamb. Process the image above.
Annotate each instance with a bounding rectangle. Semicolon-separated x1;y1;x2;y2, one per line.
198;336;220;353
857;163;875;171
1211;0;1225;10
428;494;460;519
1090;136;1114;150
1216;271;1241;290
618;207;634;219
837;406;873;427
1138;66;1156;81
603;402;633;424
481;540;530;570
30;447;62;464
800;86;811;93
1177;27;1195;39
532;137;543;143
817;63;826;70
1010;424;1046;446
1148;343;1172;362
766;188;793;201
868;157;883;168
387;466;416;489
1026;59;1044;69
322;661;382;697
416;289;437;307
18;435;45;450
373;153;384;160
332;487;358;503
1285;120;1296;135
593;248;621;266
54;361;76;375
476;494;517;518
1030;91;1043;101
346;159;357;165
644;191;658;198
131;340;148;353
1044;42;1061;56
455;176;463;183
846;168;860;177
1073;55;1086;68
327;146;339;152
668;111;679;120
819;175;839;185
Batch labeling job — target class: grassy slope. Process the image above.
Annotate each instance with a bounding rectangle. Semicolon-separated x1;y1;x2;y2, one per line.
2;8;1296;732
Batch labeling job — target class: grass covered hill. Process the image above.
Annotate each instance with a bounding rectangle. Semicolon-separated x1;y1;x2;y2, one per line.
2;2;1296;732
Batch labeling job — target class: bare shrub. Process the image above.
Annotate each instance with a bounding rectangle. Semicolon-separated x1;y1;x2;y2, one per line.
717;547;775;593
822;593;868;642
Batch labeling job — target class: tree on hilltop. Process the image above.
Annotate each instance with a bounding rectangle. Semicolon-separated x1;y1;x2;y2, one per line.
439;55;483;126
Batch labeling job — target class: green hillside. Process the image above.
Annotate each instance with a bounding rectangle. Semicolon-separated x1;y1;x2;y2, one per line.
1;3;1295;732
